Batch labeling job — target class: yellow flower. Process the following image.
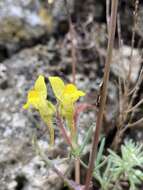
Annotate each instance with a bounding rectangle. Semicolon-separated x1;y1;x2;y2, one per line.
23;75;55;145
49;76;85;139
48;76;85;106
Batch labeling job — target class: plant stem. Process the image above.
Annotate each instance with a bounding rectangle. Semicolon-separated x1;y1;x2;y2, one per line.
56;110;73;148
57;105;80;184
70;20;76;84
64;0;76;84
73;118;80;184
127;0;139;82
75;157;80;184
64;2;79;182
84;1;118;190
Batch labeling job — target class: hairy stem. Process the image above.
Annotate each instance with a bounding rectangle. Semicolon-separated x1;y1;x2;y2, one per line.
56;110;73;148
84;1;118;189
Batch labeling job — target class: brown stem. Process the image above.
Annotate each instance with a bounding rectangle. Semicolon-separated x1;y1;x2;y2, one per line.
70;21;76;84
127;0;139;82
106;0;110;34
126;98;143;113
126;117;143;128
64;0;77;84
75;157;80;184
128;67;143;122
84;1;118;190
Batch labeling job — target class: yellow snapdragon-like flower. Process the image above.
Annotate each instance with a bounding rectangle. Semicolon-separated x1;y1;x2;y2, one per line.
23;75;55;145
49;76;85;139
48;76;85;105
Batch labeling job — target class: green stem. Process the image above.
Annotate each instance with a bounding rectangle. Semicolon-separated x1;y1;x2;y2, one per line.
56;110;73;148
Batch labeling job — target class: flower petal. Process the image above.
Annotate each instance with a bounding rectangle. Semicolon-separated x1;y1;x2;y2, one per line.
26;90;40;109
63;84;85;103
49;76;65;100
34;75;47;99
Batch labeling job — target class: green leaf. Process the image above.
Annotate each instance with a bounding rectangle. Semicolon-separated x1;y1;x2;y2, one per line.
78;124;94;156
95;137;105;166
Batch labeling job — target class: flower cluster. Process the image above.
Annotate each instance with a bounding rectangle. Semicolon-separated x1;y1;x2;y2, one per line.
23;75;85;145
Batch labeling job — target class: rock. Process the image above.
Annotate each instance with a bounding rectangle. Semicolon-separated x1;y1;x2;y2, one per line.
0;0;53;56
52;0;74;21
111;45;142;84
0;0;77;58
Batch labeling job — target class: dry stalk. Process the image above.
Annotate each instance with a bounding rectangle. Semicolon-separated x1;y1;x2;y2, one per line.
84;1;118;189
117;13;123;49
126;117;143;128
106;0;110;34
117;12;124;128
112;67;143;150
112;0;141;150
126;98;143;113
128;67;143;119
127;0;139;83
64;0;77;84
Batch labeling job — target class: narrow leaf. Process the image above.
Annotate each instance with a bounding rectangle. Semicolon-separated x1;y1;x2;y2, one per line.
78;124;94;155
96;137;105;166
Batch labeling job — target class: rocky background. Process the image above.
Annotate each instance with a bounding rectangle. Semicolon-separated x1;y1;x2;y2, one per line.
0;0;143;190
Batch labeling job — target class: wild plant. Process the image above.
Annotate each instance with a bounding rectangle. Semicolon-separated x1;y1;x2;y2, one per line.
23;0;143;190
91;139;143;190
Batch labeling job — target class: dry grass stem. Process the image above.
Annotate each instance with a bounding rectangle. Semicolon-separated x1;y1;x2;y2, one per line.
128;0;139;82
84;1;118;189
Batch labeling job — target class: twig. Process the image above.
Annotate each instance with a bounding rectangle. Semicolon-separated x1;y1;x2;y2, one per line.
117;12;125;128
118;77;124;127
64;0;77;84
106;0;110;34
119;117;143;137
84;1;118;190
117;13;123;49
112;0;141;150
70;21;77;84
128;67;143;109
127;66;143;124
126;98;143;113
125;117;143;129
127;0;139;82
